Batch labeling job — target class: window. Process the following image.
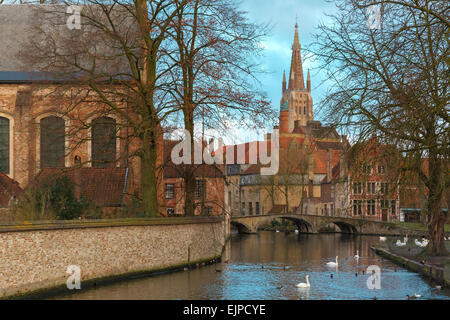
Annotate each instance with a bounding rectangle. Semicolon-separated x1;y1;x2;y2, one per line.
353;200;362;216
203;206;212;215
377;165;385;174
249;202;253;215
165;184;174;199
362;164;372;174
92;117;116;168
255;202;260;215
353;182;362;194
228;191;232;206
391;200;396;215
195;180;206;199
367;200;376;215
331;204;334;216
367;182;376;194
0;117;10;174
380;199;389;209
304;106;307;114
40;116;65;168
380;183;389;195
324;204;328;216
241;202;246;215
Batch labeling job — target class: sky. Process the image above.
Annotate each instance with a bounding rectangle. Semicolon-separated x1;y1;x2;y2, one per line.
220;0;339;141
178;0;341;145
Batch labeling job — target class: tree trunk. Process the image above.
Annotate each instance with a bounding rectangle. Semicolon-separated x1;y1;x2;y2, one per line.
423;152;447;256
424;192;448;256
183;108;196;216
141;133;159;217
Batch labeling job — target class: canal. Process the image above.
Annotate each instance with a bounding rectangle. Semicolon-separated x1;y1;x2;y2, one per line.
54;231;450;300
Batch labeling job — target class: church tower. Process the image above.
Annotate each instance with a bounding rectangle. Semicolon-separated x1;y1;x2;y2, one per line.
279;23;313;133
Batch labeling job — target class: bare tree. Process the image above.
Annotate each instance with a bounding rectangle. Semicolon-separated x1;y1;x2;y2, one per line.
20;1;188;217
163;0;273;216
311;0;448;255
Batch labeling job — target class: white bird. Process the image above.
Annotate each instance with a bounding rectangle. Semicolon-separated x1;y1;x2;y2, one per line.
354;250;360;259
379;236;387;242
326;256;339;267
414;293;422;298
415;239;428;247
296;275;310;288
276;230;280;233
294;230;299;234
396;239;406;247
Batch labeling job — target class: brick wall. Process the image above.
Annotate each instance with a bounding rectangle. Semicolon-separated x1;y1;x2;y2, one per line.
0;217;227;298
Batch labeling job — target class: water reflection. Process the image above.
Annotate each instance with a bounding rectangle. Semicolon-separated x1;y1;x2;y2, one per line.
55;232;450;300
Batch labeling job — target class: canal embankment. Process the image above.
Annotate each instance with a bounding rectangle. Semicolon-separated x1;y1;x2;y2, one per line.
0;216;229;299
372;244;450;288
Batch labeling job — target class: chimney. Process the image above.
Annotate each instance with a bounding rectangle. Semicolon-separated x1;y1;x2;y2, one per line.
265;133;272;141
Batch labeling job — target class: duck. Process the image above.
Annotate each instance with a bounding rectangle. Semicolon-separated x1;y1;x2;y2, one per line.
379;236;387;242
354;250;360;259
326;256;339;267
296;275;310;288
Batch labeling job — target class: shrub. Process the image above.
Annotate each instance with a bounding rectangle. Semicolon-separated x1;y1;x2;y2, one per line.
14;176;88;221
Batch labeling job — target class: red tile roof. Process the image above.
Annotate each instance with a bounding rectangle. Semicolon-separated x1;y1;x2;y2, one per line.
0;173;23;207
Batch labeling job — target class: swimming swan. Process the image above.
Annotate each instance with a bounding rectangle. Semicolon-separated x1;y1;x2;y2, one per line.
379;236;386;242
296;275;310;288
326;256;338;267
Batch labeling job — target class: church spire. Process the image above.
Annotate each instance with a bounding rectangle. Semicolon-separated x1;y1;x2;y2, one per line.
288;23;304;90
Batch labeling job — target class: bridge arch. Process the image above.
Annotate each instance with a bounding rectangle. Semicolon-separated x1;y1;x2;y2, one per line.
255;215;315;234
319;220;358;234
230;220;253;234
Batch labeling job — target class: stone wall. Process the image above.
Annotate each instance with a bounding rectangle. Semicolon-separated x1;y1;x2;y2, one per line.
0;217;227;298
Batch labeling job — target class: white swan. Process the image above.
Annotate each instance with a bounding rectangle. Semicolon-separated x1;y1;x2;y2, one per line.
296;275;310;288
326;256;339;267
379;236;386;242
354;250;359;259
396;239;406;247
415;239;428;247
294;230;299;234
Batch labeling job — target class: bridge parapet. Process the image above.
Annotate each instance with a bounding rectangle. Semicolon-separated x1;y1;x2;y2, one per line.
230;213;407;235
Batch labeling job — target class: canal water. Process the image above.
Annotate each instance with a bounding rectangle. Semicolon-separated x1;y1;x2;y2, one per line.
55;232;450;300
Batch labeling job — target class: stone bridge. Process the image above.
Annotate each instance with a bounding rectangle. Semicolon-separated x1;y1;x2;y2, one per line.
230;214;407;235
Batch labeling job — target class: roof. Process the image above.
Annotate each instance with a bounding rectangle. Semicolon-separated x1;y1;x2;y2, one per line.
0;4;134;76
163;140;225;179
32;167;129;207
0;173;23;207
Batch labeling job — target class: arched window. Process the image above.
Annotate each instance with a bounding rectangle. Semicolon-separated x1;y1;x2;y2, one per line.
92;116;116;168
40;116;65;168
0;117;10;173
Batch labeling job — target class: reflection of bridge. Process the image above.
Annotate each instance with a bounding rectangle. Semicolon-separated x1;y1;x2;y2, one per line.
230;214;403;235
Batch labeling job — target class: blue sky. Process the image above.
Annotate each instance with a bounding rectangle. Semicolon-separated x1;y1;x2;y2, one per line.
240;0;338;127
